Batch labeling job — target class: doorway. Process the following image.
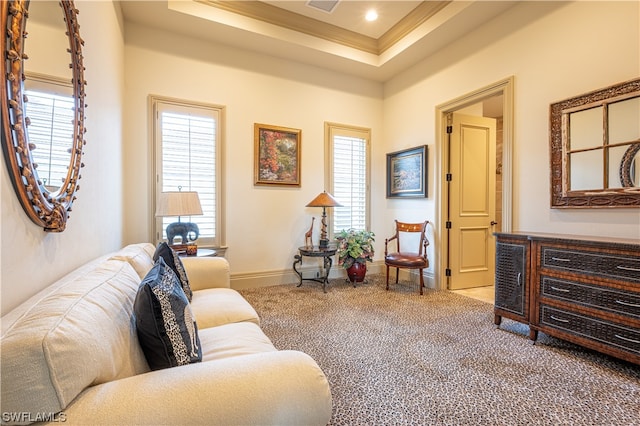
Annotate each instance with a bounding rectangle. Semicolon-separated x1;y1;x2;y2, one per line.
447;112;497;290
434;77;514;291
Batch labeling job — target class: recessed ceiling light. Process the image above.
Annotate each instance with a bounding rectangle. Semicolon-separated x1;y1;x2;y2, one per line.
365;9;378;22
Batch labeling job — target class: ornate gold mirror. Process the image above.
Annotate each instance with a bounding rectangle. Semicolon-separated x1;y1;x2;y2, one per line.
1;0;86;231
550;78;640;208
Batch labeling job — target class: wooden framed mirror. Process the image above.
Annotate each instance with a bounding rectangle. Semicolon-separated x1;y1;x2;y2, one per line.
1;0;86;231
550;78;640;208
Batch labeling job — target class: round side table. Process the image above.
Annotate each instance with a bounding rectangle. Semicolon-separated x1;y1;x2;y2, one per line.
292;245;337;293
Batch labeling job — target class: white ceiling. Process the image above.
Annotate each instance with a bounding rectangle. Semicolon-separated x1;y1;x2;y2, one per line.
261;1;425;39
118;1;519;82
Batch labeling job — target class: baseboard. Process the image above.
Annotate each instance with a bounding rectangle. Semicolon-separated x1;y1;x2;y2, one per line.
230;260;435;290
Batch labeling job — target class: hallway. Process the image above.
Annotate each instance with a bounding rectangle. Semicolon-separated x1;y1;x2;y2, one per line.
450;285;494;304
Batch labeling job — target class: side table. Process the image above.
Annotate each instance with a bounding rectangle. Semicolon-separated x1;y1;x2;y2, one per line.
178;248;217;257
293;245;337;293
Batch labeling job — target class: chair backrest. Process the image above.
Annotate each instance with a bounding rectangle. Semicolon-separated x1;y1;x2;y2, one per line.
392;220;429;255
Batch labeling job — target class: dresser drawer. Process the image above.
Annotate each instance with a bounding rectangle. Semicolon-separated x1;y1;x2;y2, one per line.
541;276;640;319
540;305;640;356
540;246;640;283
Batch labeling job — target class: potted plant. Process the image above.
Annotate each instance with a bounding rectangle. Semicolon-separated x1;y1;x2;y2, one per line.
335;228;375;283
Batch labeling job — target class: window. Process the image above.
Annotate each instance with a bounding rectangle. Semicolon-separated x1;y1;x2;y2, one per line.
152;97;224;247
326;122;371;235
24;74;74;191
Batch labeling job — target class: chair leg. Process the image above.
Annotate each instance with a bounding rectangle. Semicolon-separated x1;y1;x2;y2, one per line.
419;269;424;295
395;268;399;284
385;265;390;291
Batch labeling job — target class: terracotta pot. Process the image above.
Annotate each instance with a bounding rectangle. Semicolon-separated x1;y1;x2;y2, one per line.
347;262;367;283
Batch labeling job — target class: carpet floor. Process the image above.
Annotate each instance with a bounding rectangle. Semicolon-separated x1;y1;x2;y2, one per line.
239;274;640;426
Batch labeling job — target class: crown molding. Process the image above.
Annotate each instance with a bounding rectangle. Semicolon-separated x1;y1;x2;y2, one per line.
378;1;450;54
200;0;451;55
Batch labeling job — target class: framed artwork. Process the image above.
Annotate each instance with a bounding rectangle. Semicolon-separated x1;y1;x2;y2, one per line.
254;123;301;187
386;145;428;198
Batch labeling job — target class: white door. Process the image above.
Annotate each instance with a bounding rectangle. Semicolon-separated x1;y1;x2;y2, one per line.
447;113;497;290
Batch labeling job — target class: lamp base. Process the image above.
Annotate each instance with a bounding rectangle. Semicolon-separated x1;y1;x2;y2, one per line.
166;221;200;245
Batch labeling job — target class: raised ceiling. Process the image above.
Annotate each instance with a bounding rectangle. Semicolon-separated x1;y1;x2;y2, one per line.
265;1;425;39
119;1;518;82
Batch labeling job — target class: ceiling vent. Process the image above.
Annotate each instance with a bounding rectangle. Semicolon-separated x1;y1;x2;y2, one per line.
306;0;340;14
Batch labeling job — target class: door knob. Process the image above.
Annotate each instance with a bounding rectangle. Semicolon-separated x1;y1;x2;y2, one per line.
490;221;498;226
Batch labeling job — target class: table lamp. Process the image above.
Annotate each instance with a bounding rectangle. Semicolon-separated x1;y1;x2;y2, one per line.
155;190;203;247
306;191;342;247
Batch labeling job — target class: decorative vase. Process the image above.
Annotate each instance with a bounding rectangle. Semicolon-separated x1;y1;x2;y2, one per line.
347;262;367;284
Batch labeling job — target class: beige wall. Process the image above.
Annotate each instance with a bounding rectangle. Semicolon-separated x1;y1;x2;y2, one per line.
1;1;126;313
382;1;640;251
122;24;384;286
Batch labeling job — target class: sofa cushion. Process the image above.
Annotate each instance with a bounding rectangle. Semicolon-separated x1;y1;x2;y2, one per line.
153;242;192;301
190;288;260;329
199;322;276;362
180;256;231;291
0;260;149;415
134;258;202;370
109;243;156;279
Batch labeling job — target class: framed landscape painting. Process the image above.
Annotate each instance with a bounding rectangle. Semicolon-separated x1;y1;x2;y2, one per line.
386;145;428;198
254;123;301;187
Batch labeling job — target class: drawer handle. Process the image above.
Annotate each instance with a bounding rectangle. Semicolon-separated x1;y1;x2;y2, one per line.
614;334;640;344
550;286;570;293
616;265;640;272
550;315;570;323
551;257;571;262
615;299;640;308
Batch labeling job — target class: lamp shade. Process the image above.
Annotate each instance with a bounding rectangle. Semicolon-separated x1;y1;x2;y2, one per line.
155;191;203;217
306;191;342;208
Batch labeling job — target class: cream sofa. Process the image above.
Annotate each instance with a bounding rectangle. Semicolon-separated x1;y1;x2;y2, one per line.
1;243;332;425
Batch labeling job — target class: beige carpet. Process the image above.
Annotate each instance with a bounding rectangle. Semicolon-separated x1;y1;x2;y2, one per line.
240;275;640;426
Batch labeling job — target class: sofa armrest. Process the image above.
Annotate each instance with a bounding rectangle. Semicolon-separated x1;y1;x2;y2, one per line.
181;256;230;290
60;350;332;426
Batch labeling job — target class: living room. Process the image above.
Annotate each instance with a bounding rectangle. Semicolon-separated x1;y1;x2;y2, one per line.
2;0;639;313
1;1;639;423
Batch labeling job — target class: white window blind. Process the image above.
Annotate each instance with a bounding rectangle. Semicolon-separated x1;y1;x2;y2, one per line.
154;99;222;247
24;89;74;190
327;124;370;234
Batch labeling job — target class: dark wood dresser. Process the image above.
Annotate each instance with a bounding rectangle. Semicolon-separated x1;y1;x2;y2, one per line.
494;232;640;365
494;233;533;335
